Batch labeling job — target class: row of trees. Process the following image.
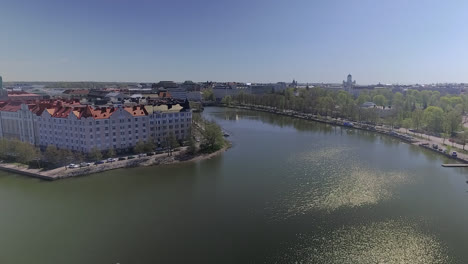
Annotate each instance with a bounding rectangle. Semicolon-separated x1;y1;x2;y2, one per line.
0;139;40;166
0;133;183;168
227;87;467;137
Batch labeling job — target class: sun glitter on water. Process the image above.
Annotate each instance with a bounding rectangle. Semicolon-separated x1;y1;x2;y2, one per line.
281;220;450;264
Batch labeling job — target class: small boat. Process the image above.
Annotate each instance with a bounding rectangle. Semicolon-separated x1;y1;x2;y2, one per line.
223;133;230;137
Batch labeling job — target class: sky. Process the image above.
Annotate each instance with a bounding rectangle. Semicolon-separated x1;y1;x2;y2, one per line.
1;0;468;84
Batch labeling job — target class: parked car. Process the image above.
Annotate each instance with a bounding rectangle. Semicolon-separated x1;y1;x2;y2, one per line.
80;162;91;167
94;160;105;165
106;158;117;163
138;153;147;158
127;156;136;160
146;152;155;156
432;144;439;150
68;163;79;169
118;157;126;161
452;151;458;158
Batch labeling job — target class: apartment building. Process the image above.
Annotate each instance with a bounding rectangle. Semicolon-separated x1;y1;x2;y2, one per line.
0;99;192;153
0;101;38;144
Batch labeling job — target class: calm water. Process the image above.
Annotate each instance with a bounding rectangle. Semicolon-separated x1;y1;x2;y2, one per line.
1;107;468;263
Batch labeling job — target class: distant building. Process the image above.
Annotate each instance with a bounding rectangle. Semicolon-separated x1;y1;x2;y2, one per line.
343;74;356;91
7;91;43;101
213;83;251;101
62;89;90;99
361;102;376;108
187;91;202;101
152;81;179;89
166;87;188;100
105;92;126;103
0;76;8;101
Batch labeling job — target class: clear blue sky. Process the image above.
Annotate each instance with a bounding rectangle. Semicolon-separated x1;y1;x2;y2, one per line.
1;0;467;84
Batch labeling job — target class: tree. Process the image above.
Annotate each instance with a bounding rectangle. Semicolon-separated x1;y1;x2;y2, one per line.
373;95;388;108
423;106;444;133
59;149;74;166
412;109;424;132
221;95;232;106
105;148;116;158
88;146;103;161
202;89;214;101
187;135;197;155
73;152;85;163
143;140;155;153
133;140;146;154
402;118;412;133
459;128;468;150
166;132;179;156
445;110;462;135
357;94;371;106
441;133;449;145
43;145;60;165
392;92;405;110
201;121;224;152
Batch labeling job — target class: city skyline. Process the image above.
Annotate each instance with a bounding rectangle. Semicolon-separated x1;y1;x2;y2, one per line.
1;0;468;84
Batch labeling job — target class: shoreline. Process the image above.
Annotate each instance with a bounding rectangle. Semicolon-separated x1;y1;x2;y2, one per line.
0;144;230;181
223;104;468;164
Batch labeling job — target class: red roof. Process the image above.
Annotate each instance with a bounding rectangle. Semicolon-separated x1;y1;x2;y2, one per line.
124;105;147;116
0;99;150;119
0;101;22;112
88;106;117;119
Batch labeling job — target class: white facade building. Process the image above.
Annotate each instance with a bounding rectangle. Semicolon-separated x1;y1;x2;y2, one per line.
0;100;192;153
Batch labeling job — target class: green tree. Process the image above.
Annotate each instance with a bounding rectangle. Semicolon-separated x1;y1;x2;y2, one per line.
357;93;371;106
392;92;405;110
201;121;224;152
88;146;103;161
187;135;197;155
143;140;155;153
73;152;85;163
402;118;412;133
202;89;214;101
59;149;75;166
423;106;444;133
412;108;424;131
221;95;233;106
105;148;116;158
166;132;180;156
133;140;146;154
445;110;462;135
373;95;388;108
458;128;468;150
43;145;60;165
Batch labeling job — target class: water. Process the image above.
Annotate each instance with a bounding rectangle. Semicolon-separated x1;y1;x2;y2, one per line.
0;107;467;263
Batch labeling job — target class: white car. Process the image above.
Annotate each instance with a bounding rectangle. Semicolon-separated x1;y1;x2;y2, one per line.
68;164;79;169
